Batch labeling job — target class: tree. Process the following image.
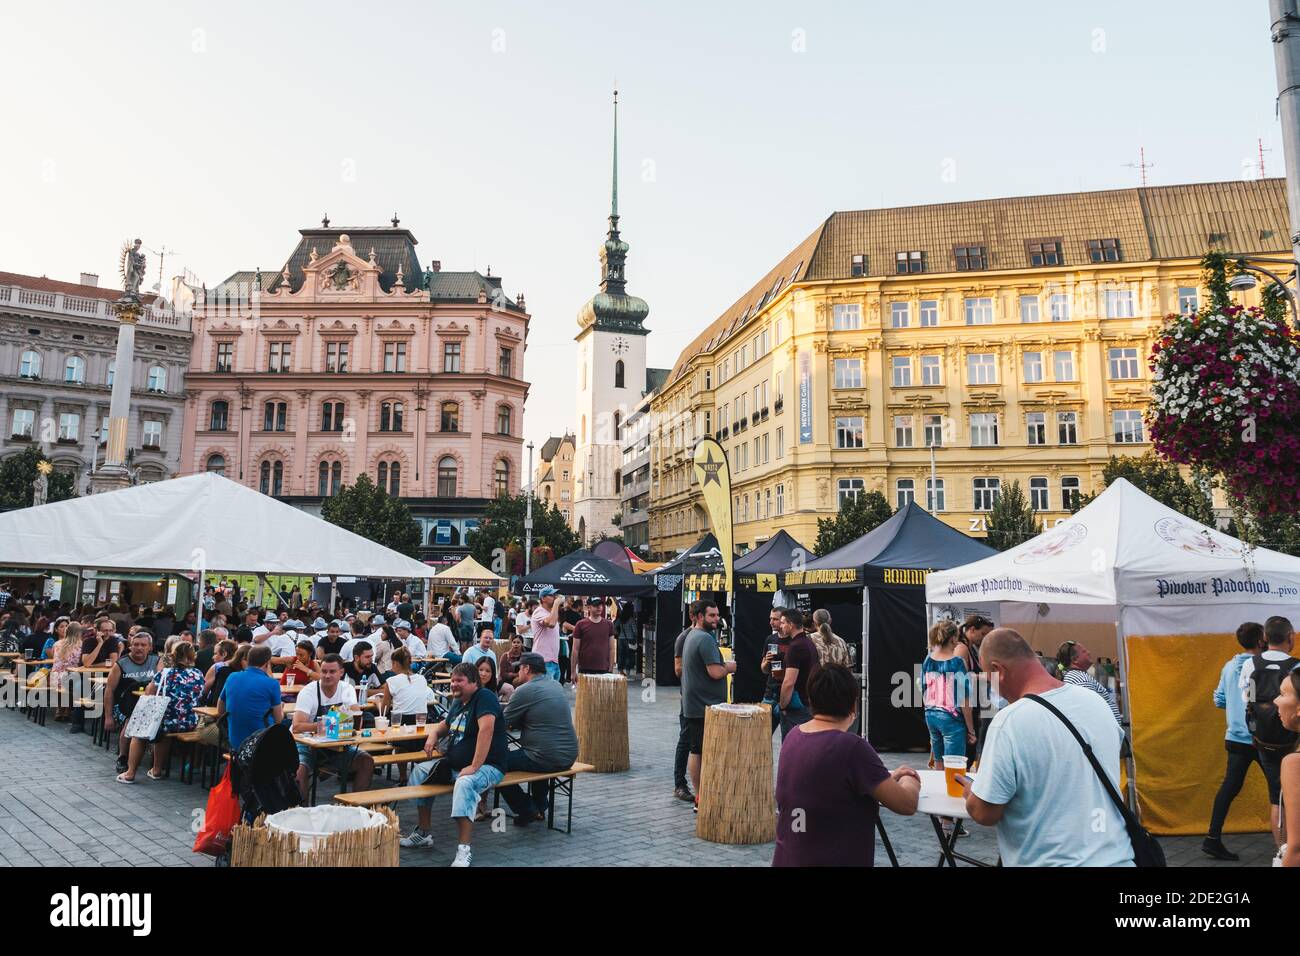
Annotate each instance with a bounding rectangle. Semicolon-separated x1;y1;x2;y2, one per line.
320;474;421;558
984;480;1042;551
0;446;77;510
467;493;581;575
1074;454;1214;525
814;490;892;555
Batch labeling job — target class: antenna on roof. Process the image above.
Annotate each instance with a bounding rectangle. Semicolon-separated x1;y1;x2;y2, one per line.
1255;138;1272;179
322;213;330;228
1123;147;1154;188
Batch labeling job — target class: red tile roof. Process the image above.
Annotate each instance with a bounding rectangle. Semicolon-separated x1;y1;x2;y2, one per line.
0;271;159;305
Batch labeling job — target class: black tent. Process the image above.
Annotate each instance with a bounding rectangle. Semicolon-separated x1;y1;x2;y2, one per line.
643;534;732;686
778;502;997;751
518;550;652;598
731;530;808;703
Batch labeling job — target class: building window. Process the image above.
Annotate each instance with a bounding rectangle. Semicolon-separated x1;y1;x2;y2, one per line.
1019;295;1041;323
1022;351;1044;383
57;412;80;441
894;415;914;448
776;427;785;458
964;297;994;325
973;477;1001;511
1029;476;1050;511
1113;409;1145;444
1026;240;1064;267
443;341;462;373
776;484;785;515
1026;411;1047;445
895;251;925;274
12;408;35;438
1087;238;1121;263
268;342;291;373
970;413;999;447
1108;347;1140;379
763;432;770;463
838;478;865;507
209;401;229;432
440;402;459;432
923;414;944;448
919;300;938;327
64;356;85;384
1049;293;1072;322
1053;350;1075;381
437;457;457;497
832;304;862;330
325;342;349;373
1061;476;1081;511
967;352;997;385
383;341;407;373
494;459;510;497
146;365;166;392
890;302;910;328
318;460;343;497
216;342;234;372
614;359;626;389
19;350;41;379
380;401;404;432
142;420;162;448
891;356;912;387
764;489;772;517
259;459;284;496
377;460;401;496
704;369;712;390
497;405;512;436
834;359;863;389
105;362;115;387
954;245;988;271
925;477;945;511
498;347;513;378
835;417;865;449
1178;287;1199;316
206;454;225;476
1104;289;1136;319
920;354;942;386
897;479;915;509
1057;411;1079;445
263;401;286;432
322;401;345;432
850;254;867;277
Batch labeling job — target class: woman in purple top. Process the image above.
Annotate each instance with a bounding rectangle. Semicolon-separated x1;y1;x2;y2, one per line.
773;664;921;867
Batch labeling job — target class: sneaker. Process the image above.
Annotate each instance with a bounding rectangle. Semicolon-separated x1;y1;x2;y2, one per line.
399;828;434;849
450;844;472;867
1201;838;1239;862
954;821;970;838
673;786;694;803
693;796;699;815
115;757;129;773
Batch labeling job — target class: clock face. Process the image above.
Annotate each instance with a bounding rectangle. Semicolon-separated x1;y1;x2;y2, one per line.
611;336;629;355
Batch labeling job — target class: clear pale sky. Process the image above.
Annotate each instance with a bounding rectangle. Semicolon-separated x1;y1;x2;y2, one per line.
0;1;1284;457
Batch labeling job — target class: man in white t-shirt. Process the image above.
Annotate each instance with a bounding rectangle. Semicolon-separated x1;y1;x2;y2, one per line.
515;602;533;642
964;628;1133;867
396;621;426;660
290;655;374;800
425;618;462;664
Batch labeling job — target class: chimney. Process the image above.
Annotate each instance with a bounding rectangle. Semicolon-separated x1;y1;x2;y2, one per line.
430;261;441;272
79;273;99;287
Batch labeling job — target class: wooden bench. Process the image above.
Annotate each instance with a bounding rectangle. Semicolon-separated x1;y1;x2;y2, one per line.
334;762;595;834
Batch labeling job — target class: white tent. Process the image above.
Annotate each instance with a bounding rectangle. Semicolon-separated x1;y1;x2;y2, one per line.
0;472;438;579
925;478;1300;835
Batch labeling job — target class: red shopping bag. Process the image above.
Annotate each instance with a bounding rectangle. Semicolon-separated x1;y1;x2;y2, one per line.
193;765;240;857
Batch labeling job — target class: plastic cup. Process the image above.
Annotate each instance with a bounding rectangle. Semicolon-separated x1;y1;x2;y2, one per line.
374;716;389;732
415;712;427;728
943;755;968;798
285;672;296;687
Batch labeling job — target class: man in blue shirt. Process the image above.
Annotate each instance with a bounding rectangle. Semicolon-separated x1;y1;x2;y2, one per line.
218;645;284;750
1203;622;1268;860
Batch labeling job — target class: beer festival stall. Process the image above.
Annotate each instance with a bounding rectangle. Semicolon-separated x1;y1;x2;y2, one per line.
517;549;653;599
642;534;732;685
429;555;505;593
779;502;997;750
925;477;1300;835
729;529;809;704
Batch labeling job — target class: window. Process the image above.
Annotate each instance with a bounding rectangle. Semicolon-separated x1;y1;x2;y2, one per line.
209;401;229;431
1178;287;1199;316
964;297;994;325
143;365;166;392
1057;411;1078;445
835;417;865;449
440;402;459;432
19;350;41;378
850;254;867;277
1049;293;1072;322
920;354;942;386
834;359;863;389
1087;238;1121;263
954;245;987;271
443;342;462;372
380;401;404;432
1023;351;1044;383
919;300;938;327
970;413;999;447
64;356;85;383
896;251;925;274
321;401;345;432
1019;295;1041;323
973;477;1001;511
1026;411;1047;445
832;304;862;330
142;420;162;448
1026;240;1063;267
259;459;284;496
268;342;291;373
776;484;785;515
704;369;712;390
763;432;770;463
776;426;785;458
614;360;625;388
318;460;343;497
216;342;234;372
263;401;286;432
926;477;945;511
497;405;512;435
1113;409;1145;444
57;412;79;441
1108;347;1140;379
1029;477;1050;511
701;410;712;435
894;415;914;448
206;454;225;476
892;356;912;387
383;341;407;373
838;478;865;507
377;460;401;496
765;489;772;517
897;479;915;509
325;342;349;373
923;414;944;448
890;302;910;328
494;459;510;497
1104;289;1136;319
1053;350;1075;381
11;408;34;438
437;457;457;497
967;352;997;385
106;361;114;387
740;495;749;522
499;348;513;378
1062;476;1081;511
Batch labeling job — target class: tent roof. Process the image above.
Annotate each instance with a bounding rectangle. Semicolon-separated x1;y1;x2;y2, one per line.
519;549;652;597
430;555;503;586
735;529;808;575
926;478;1300;607
0;472;439;579
651;533;738;577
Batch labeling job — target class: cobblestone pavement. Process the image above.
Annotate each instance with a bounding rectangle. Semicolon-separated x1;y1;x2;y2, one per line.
0;685;1278;867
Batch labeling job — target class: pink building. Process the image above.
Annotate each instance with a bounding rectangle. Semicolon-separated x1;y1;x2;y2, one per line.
180;222;529;564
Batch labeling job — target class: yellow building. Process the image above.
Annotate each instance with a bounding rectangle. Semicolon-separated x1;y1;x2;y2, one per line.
534;433;576;526
648;179;1289;559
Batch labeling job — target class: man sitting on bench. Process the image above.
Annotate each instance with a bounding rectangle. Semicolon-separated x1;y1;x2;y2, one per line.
399;661;509;867
291;655;375;800
498;652;578;825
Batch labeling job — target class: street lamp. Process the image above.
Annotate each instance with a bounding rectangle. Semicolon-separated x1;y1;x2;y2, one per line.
525;441;534;575
1224;255;1299;326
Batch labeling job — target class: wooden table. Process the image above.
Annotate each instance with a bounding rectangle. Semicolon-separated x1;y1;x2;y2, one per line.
294;717;412;804
916;770;994;867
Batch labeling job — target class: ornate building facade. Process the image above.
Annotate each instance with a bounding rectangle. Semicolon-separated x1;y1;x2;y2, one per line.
180;223;528;564
648;179;1289;559
533;433;576;525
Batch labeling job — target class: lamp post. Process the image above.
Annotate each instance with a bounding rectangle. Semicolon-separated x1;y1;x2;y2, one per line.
525;441;534;575
1224;254;1299;325
1269;0;1300;283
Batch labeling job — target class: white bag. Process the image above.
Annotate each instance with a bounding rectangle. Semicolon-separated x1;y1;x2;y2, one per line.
124;669;172;740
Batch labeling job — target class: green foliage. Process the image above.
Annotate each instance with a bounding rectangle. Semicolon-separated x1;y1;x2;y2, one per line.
0;446;77;509
1074;454;1214;525
320;473;421;558
814;490;892;555
984;480;1042;550
468;494;581;575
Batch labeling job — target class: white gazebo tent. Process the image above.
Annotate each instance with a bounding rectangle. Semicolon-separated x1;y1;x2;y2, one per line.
925;478;1300;835
429;556;505;591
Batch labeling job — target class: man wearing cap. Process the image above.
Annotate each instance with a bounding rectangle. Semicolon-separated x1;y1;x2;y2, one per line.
395;620;426;661
498;653;579;824
531;587;562;681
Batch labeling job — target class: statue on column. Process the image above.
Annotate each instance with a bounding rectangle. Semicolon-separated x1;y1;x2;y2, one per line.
119;238;147;296
32;461;51;507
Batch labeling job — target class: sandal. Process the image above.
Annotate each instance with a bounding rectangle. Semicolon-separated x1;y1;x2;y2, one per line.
147;771;165;781
115;773;135;784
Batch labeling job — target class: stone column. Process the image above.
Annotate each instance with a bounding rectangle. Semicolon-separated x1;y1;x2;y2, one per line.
90;295;141;493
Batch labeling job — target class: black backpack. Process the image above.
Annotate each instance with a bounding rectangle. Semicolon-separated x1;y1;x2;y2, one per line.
1247;654;1300;749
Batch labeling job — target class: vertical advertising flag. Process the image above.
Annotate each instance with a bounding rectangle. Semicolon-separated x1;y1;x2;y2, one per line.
798;349;813;444
692;438;734;594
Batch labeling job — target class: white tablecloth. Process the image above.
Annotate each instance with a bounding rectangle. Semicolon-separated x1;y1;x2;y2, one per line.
915;769;974;820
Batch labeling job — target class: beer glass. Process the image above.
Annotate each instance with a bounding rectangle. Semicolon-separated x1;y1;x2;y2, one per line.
943;754;968;799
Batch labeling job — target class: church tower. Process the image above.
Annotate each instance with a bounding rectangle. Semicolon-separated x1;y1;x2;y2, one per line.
571;90;650;545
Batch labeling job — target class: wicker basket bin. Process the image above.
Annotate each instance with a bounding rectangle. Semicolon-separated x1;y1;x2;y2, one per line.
574;673;630;773
696;703;775;845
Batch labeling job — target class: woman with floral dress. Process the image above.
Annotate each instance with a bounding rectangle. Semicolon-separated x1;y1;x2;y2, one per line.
116;641;205;783
49;620;83;720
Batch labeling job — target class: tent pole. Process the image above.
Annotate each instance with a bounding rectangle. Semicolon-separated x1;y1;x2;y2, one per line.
1115;612;1138;813
860;585;869;741
330;575;339;618
256;576;264;608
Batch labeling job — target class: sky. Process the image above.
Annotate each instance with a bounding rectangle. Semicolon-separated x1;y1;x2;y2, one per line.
0;1;1286;458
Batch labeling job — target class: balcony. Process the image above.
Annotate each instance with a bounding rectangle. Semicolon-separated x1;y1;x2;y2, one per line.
720;427;729;439
774;398;784;414
760;407;770;421
0;282;192;331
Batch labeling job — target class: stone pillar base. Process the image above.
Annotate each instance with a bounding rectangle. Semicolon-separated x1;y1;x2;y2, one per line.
89;468;131;495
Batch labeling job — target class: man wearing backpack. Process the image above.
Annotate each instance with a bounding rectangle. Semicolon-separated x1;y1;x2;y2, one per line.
1240;615;1299;848
1203;622;1268;861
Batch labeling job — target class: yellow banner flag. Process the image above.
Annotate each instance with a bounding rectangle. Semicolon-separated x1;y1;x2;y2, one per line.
692;438;733;594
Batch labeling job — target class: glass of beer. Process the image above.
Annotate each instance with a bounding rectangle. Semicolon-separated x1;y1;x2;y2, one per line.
943;754;968;799
415;711;427;729
285;672;295;687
